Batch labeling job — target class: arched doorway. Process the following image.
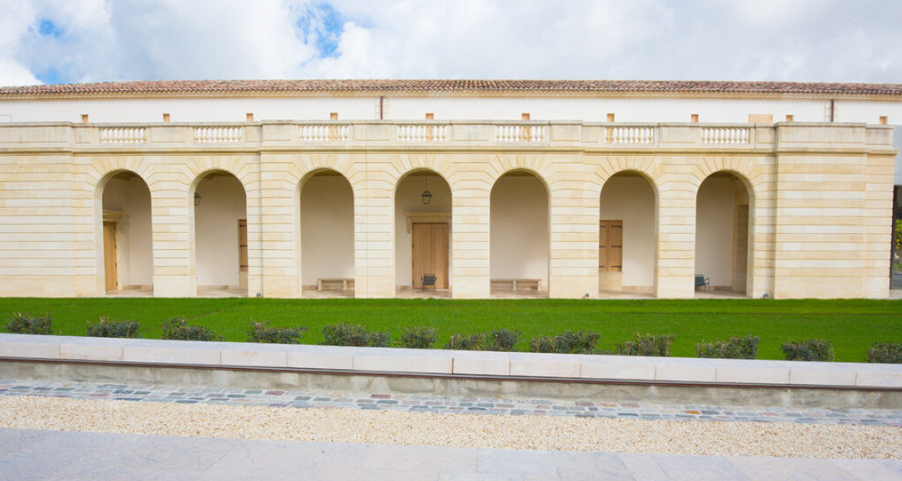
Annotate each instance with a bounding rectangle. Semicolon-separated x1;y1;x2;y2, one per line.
695;171;753;297
192;171;248;297
395;170;452;297
490;170;549;297
300;170;355;297
98;171;154;296
598;171;657;297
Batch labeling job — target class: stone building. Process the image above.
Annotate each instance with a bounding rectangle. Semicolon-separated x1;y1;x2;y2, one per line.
0;80;899;299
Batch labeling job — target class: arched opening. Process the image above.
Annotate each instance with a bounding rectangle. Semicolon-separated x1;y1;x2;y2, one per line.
395;170;452;298
598;171;657;298
490;170;549;297
695;171;753;297
192;171;248;297
98;171;154;296
300;170;356;297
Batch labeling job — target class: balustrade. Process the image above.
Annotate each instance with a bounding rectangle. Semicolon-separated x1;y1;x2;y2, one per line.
495;125;545;143
194;126;243;144
99;127;146;144
605;126;655;145
300;124;350;142
701;127;750;145
398;124;448;142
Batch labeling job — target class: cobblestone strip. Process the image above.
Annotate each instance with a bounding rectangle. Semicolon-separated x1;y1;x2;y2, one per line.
1;379;901;427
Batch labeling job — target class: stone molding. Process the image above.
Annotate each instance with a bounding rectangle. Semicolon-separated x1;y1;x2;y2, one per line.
2;334;900;389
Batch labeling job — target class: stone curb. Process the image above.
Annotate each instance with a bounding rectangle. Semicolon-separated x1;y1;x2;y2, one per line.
2;334;901;389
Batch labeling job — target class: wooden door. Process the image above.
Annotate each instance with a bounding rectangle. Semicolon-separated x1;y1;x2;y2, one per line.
412;223;449;289
599;220;623;272
103;221;118;291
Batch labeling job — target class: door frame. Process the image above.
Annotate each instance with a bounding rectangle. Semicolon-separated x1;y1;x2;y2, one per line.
411;221;451;289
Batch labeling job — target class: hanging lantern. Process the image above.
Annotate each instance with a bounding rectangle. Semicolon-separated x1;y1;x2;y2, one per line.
194;193;202;206
421;173;431;205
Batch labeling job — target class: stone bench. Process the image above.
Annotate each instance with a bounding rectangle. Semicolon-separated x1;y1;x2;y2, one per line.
317;278;355;291
491;279;542;292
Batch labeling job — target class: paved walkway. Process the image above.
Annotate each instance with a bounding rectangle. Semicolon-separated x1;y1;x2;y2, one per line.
2;379;901;427
1;427;900;481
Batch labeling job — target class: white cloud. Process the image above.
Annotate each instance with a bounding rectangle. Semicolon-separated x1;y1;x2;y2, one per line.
1;0;901;85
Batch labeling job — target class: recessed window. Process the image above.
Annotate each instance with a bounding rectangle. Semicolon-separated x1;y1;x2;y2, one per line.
879;116;888;125
690;114;699;123
425;113;434;120
330;112;338;120
162;113;171;123
246;113;254;122
521;113;530;121
785;114;794;122
81;114;89;123
606;113;615;122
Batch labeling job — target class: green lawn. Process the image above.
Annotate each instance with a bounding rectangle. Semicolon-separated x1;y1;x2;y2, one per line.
1;298;900;362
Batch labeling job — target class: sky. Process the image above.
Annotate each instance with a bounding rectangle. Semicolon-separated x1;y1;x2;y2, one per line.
1;0;900;87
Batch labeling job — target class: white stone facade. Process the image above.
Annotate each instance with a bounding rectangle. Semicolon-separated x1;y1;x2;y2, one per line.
0;82;898;299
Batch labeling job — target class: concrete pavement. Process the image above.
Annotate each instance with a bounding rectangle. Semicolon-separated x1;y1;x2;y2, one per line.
1;428;899;480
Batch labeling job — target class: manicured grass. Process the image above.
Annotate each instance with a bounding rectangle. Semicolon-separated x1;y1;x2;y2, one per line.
1;298;900;362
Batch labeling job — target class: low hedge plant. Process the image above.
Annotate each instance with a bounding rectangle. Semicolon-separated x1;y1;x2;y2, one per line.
398;326;437;349
695;335;759;359
247;321;307;344
616;333;674;357
529;330;600;354
867;342;902;364
487;329;520;351
5;313;53;335
322;323;390;347
86;316;141;338
161;317;222;342
781;339;833;362
444;333;488;350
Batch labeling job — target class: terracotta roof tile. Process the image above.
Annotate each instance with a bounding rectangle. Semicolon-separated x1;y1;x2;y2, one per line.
1;79;900;96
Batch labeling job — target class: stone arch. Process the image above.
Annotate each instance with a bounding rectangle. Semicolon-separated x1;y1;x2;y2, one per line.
490;168;551;296
597;169;660;296
694;166;756;297
297;167;356;297
394;166;454;293
189;168;250;296
92;168;154;296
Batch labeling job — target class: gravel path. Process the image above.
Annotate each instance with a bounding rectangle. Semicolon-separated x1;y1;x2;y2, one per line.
1;395;899;460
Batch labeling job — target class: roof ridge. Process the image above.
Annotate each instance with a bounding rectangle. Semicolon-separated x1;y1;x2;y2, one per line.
1;79;901;96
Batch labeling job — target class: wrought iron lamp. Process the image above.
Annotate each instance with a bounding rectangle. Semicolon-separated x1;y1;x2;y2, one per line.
421;173;432;205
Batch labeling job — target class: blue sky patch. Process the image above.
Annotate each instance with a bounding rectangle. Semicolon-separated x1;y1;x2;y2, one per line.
38;19;63;38
36;68;64;85
297;3;343;58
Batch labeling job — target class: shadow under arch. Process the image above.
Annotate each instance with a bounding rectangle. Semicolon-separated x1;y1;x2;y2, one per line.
297;167;357;297
489;168;550;297
394;167;454;295
598;169;660;298
188;169;249;297
93;169;154;296
694;169;756;298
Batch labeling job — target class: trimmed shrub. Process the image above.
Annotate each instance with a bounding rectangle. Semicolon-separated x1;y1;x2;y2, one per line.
247;321;307;344
86;316;141;338
616;333;674;357
322;323;390;347
5;313;53;335
161;317;221;342
487;329;520;352
867;342;902;364
781;339;834;362
529;330;600;354
529;336;556;353
695;335;759;359
398;326;437;349
444;333;487;351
